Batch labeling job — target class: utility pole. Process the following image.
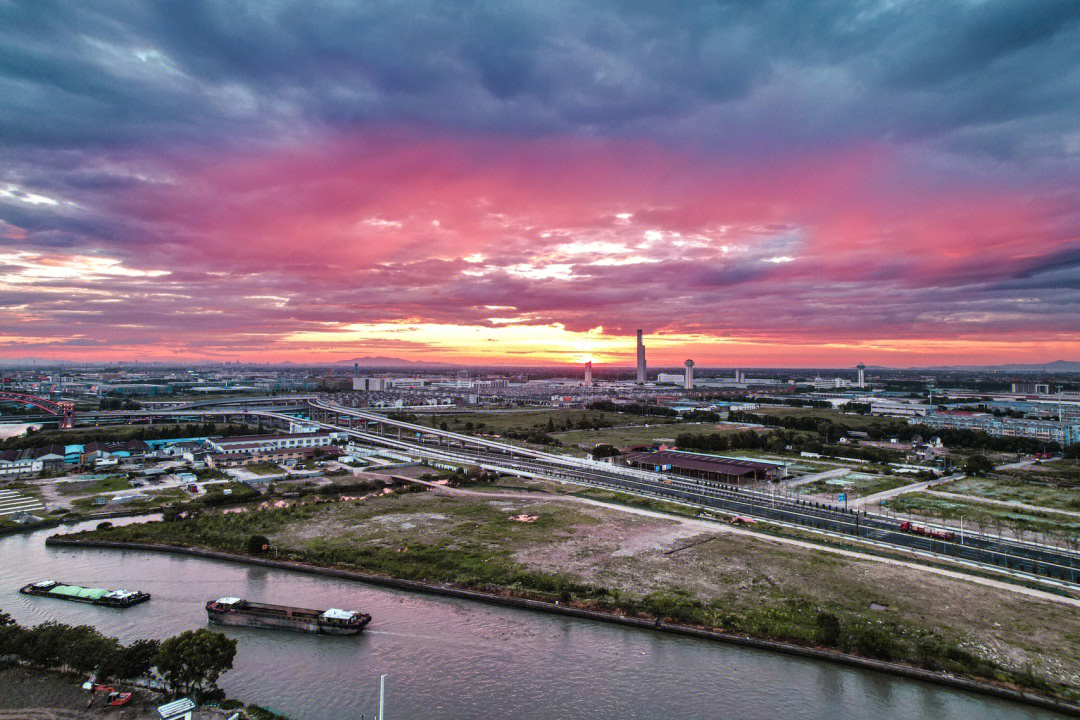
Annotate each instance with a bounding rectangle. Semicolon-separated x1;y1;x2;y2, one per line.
378;674;386;720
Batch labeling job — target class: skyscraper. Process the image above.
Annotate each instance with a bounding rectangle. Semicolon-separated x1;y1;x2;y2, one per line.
636;329;646;384
857;363;866;389
584;361;593;387
684;359;694;390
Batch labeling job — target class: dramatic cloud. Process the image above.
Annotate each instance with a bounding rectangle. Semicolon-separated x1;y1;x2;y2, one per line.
1;1;1079;365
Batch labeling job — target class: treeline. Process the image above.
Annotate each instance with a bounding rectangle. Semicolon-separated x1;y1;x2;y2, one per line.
729;410;1061;453
674;429;903;465
586;401;678;418
1;422;258;451
0;611;236;699
99;398;142;410
905;425;1060;454
675;430;793;454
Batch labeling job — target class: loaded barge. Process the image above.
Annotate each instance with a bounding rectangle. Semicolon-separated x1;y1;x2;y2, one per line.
206;597;371;635
19;580;150;608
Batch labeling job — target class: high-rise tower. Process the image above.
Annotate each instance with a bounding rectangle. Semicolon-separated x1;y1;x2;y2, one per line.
584;361;593;387
684;359;694;390
636;330;647;384
856;362;866;389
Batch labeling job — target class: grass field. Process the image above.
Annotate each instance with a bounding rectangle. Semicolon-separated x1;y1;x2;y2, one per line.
752;406;885;430
548;422;732;450
936;472;1080;513
246;462;285;476
57;475;131;496
797;473;910;499
70;486;188;511
884;492;1080;539
74;487;1080;695
428;408;678;436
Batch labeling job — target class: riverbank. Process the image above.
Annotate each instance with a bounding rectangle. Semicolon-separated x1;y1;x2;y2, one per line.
0;665;153;719
48;532;1080;717
0;666;270;720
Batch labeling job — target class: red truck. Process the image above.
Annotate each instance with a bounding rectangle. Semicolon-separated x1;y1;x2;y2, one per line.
899;521;954;541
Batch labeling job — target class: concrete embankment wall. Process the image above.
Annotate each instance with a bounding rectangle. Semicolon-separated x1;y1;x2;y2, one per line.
45;536;1080;717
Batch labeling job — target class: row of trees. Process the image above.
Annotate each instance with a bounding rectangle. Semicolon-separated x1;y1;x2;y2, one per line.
0;611;236;699
729;409;1062;454
585;401;679;418
2;421;258;451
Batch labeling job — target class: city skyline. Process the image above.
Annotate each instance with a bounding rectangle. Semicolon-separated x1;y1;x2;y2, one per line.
2;2;1080;366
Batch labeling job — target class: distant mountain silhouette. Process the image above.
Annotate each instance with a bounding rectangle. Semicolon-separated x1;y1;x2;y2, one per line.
332;356;450;368
915;360;1080;372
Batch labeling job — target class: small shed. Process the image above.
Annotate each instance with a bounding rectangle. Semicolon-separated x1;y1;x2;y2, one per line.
157;697;196;720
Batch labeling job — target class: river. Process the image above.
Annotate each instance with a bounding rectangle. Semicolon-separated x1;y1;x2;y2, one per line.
0;423;41;440
0;516;1067;720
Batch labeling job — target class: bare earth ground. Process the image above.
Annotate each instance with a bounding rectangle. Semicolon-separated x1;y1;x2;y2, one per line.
0;667;155;720
0;667;245;720
264;484;1080;688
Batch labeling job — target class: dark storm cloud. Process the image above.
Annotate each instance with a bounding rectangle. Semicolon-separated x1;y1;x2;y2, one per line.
1;0;1078;159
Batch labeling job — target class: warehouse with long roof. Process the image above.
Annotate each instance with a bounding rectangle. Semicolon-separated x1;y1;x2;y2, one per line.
620;449;785;485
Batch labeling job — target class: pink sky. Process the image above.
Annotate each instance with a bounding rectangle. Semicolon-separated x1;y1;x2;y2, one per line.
2;130;1077;367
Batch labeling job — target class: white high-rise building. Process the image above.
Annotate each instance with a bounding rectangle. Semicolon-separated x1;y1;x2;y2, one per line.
684;359;695;390
856;363;866;389
584;361;593;387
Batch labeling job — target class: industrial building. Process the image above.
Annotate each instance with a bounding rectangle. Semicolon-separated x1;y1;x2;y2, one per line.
1011;382;1051;395
870;398;932;417
207;446;325;469
620;449;786;485
353;376;390;391
206;431;332;455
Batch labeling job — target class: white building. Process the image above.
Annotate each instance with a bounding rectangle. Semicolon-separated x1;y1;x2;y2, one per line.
353;376;389;391
206;431;332;455
870;398;931;417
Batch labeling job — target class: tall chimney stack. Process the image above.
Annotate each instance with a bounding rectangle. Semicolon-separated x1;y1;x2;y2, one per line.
636;329;646;384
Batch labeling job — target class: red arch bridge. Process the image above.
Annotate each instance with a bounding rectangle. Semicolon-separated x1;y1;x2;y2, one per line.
0;391;75;428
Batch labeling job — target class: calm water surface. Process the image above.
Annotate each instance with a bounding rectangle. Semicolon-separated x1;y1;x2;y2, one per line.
0;423;40;440
0;517;1067;720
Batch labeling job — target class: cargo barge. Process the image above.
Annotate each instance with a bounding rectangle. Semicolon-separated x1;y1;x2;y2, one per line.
205;596;371;635
19;580;150;608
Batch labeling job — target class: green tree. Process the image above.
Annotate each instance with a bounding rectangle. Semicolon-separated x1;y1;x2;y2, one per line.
0;611;24;657
246;534;271;553
590;444;621;460
60;625;119;675
100;639;161;682
156;629;237;698
21;622;70;669
963;454;994;476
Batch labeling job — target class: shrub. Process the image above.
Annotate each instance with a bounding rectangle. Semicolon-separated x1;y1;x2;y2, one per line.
815;612;842;647
849;624;898;660
246;534;271;554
